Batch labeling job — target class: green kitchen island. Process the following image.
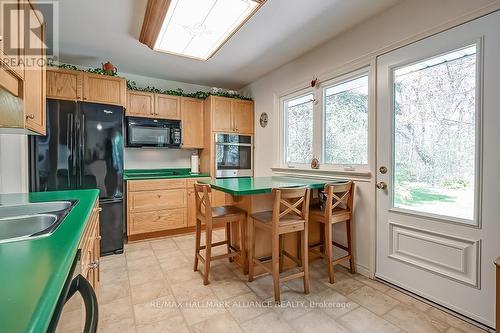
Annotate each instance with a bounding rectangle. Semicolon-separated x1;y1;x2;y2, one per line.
200;176;349;274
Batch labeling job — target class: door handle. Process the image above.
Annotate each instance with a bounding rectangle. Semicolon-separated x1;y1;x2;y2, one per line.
376;182;387;190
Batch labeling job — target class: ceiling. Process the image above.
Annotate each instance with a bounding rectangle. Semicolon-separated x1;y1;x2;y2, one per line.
43;0;400;89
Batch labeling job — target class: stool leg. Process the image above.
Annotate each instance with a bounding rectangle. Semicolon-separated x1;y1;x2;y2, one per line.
248;217;255;282
238;214;248;275
319;225;325;255
194;219;201;272
346;219;356;274
325;222;334;284
226;222;233;263
279;235;284;273
272;231;281;304
302;228;309;294
204;223;213;285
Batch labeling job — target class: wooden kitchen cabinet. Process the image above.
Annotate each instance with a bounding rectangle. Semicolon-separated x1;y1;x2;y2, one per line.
24;3;46;135
126;90;155;117
212;97;233;132
0;0;24;78
155;94;180;119
232;100;254;134
46;68;83;100
211;96;254;134
79;199;100;293
181;97;204;148
83;72;126;106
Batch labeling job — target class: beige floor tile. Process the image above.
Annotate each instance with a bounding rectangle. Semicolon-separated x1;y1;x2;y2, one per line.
126;255;159;271
164;265;201;284
128;266;164;286
329;277;365;295
289;310;350;333
179;296;228;325
99;278;130;304
304;287;358;318
136;314;188;333
133;294;180;327
125;248;155;262
385;289;431;312
100;254;127;272
348;285;400;316
384;304;449;333
130;279;172;304
100;266;128;286
56;308;84;332
245;274;290;300
224;292;271;323
170;279;217;302
265;290;312;321
240;311;296;333
98;317;136;333
173;234;196;250
149;238;178;251
190;312;244;333
445;327;486;333
426;308;485;333
125;241;151;253
210;277;252;300
285;272;327;295
99;296;134;326
158;251;190;270
339;306;401;333
354;274;391;292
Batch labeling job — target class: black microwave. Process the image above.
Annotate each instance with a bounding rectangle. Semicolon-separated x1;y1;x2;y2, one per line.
126;116;182;148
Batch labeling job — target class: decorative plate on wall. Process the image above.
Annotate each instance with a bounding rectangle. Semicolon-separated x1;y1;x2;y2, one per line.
259;112;268;128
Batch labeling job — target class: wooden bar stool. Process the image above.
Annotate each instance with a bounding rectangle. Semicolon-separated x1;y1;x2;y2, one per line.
193;183;247;285
248;187;311;303
309;182;355;284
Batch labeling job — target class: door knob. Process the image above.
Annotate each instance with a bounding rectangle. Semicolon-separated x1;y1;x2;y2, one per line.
376;182;387;190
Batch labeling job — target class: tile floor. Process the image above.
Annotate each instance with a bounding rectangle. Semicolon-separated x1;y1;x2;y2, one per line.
58;230;487;333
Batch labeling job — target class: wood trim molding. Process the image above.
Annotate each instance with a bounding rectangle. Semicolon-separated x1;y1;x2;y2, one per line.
139;0;171;49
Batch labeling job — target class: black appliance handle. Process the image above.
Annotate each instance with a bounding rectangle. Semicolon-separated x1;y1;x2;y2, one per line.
65;274;99;333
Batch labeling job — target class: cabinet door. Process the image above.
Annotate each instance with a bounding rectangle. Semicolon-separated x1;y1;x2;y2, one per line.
83;73;126;106
126;91;155;117
232;100;254;134
181;97;204;148
128;189;186;213
24;5;46;135
129;208;186;234
155;94;180;119
46;68;83;100
212;97;233;132
0;0;23;78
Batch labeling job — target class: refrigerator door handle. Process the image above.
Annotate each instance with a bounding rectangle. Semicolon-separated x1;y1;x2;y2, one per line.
80;112;85;187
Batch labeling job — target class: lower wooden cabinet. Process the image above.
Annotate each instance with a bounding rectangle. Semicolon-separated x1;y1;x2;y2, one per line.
79;199;100;293
127;177;210;239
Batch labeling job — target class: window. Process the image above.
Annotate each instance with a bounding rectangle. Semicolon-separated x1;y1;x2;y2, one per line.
323;75;369;166
392;45;477;221
280;69;370;171
283;93;314;165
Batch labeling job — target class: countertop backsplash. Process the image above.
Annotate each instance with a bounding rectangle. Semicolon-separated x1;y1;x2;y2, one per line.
124;148;197;170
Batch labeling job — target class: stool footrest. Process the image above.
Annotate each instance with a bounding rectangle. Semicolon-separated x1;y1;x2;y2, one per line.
199;240;228;250
281;271;305;283
332;254;351;266
282;250;301;266
332;241;348;251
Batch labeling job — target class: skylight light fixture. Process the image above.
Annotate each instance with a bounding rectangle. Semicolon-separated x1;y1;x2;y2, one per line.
152;0;264;60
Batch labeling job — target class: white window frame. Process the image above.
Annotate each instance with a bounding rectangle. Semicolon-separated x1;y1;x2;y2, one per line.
278;65;373;174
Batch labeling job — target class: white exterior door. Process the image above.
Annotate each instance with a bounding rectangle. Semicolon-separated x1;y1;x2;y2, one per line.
376;11;500;327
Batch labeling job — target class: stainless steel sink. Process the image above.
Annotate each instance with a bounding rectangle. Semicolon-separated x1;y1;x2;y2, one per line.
0;201;72;218
0;214;57;243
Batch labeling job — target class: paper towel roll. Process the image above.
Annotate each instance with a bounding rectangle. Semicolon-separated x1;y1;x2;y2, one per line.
191;154;199;174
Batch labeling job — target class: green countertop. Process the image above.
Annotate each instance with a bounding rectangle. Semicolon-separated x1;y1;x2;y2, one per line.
200;176;348;196
124;168;210;180
0;189;99;333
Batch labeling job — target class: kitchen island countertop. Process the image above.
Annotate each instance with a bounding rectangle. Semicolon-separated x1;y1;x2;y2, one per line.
124;168;210;180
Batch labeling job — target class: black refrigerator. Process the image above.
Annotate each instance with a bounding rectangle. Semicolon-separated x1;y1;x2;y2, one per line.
29;99;124;255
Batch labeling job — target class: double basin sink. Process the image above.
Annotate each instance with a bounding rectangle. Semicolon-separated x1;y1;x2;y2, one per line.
0;201;76;244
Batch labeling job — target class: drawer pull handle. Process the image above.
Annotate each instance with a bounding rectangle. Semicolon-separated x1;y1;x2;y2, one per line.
98;207;102;212
26;114;35;119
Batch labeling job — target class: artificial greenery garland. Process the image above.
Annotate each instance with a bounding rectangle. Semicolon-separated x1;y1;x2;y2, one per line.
49;62;252;101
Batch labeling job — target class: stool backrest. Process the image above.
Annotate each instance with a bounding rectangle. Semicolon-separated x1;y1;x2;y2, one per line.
194;183;212;219
272;187;310;225
323;181;354;216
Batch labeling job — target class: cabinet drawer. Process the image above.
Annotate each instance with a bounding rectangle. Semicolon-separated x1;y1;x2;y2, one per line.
129;189;186;212
186;178;211;189
128;178;186;192
129;208;186;234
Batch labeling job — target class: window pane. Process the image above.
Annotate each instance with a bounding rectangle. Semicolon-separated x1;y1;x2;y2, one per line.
393;45;477;222
324;75;368;165
284;93;314;164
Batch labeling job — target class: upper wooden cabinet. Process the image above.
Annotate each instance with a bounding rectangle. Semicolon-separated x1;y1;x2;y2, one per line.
211;96;254;134
46;68;83;101
181;97;204;149
46;67;126;107
156;94;180;119
126;90;155;118
83;73;126;106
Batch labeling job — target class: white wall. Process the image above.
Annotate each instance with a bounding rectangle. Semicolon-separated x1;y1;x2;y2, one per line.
0;134;28;193
242;0;499;276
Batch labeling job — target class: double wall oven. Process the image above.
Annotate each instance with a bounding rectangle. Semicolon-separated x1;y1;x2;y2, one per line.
215;133;253;178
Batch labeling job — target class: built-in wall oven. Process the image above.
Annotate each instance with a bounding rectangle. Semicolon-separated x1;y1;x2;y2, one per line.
215;133;253;178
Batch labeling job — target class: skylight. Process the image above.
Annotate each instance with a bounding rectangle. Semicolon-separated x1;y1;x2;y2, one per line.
154;0;263;60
